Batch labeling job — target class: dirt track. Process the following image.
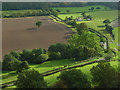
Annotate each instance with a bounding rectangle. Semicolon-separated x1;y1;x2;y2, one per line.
2;16;73;59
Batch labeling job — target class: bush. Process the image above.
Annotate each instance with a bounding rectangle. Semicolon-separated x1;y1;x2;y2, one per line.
48;52;61;60
59;69;91;88
16;69;47;88
2;54;18;70
33;54;48;64
67;20;76;27
9;59;22;71
103;19;111;24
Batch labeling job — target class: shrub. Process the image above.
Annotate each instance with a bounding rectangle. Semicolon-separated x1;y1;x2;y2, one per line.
2;54;18;70
33;54;48;64
103;19;111;24
16;69;47;88
48;52;61;60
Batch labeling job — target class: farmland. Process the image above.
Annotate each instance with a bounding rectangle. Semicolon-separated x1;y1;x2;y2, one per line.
2;16;73;58
58;10;118;49
1;3;119;89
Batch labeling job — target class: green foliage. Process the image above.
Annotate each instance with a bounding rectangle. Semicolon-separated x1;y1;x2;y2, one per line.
48;52;61;60
103;19;111;24
59;69;91;88
9;50;21;60
67;20;76;27
2;54;18;70
90;61;118;88
9;59;22;71
16;69;47;88
76;23;89;35
32;48;46;56
36;21;42;28
17;61;29;72
104;54;113;61
68;33;104;60
34;54;48;64
105;25;113;34
21;49;33;63
71;46;96;60
52;11;58;17
48;43;68;59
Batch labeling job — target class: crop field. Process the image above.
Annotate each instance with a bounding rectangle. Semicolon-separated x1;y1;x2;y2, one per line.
2;16;73;58
2;60;119;88
52;5;110;14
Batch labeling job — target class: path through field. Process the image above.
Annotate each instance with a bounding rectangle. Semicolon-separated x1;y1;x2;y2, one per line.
2;16;73;59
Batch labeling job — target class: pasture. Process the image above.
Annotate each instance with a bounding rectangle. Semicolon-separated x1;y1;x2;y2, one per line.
59;10;118;43
2;16;73;58
2;60;119;88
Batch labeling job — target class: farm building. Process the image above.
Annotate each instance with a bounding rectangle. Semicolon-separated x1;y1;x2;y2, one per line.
76;17;83;21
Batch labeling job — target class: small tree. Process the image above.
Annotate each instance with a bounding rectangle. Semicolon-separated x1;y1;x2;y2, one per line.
66;10;70;13
103;19;111;24
36;21;42;28
105;25;113;34
59;69;91;88
33;54;48;64
16;69;47;88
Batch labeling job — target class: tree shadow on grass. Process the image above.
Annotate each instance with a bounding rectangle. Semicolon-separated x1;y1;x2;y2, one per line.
2;72;17;79
97;25;105;28
27;27;37;31
99;29;108;34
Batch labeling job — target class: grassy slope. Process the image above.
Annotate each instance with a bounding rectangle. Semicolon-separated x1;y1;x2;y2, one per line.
52;5;110;14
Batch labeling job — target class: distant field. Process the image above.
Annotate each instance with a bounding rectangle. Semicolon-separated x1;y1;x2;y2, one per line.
52;5;111;14
59;10;118;43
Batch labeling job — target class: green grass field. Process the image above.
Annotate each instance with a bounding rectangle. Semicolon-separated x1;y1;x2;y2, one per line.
52;5;111;14
4;60;119;88
59;10;118;43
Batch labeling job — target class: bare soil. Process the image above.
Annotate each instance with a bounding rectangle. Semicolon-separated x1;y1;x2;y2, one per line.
2;16;73;59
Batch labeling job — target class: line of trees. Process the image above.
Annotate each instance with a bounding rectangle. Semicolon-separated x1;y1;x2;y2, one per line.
3;9;58;18
2;2;118;10
103;19;114;40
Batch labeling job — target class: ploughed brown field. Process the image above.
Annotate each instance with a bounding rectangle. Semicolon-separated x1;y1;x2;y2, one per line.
2;16;73;59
